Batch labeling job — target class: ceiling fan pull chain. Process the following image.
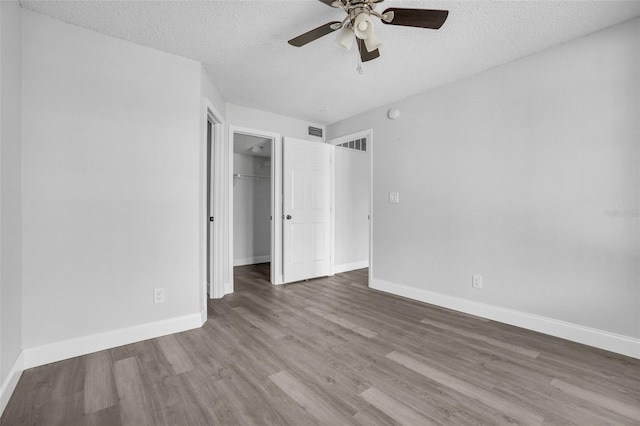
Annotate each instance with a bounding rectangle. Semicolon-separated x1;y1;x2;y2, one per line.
356;54;364;74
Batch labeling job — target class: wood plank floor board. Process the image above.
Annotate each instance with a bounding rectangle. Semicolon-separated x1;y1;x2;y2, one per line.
352;405;400;426
550;378;640;422
266;336;375;418
42;391;85;426
3;264;639;426
419;317;541;359
0;367;46;425
361;351;512;426
217;364;297;426
173;327;229;376
252;372;323;426
490;381;634;426
269;370;354;425
212;312;289;377
279;337;374;396
231;305;288;340
156;334;195;375
386;351;546;425
83;405;121;426
113;357;156;426
83;351;118;414
305;306;378;338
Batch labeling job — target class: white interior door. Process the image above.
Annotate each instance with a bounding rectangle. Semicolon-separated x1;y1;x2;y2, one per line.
283;137;332;283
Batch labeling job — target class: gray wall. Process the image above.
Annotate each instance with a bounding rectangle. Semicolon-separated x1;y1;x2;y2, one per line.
0;0;23;386
227;104;324;143
328;18;639;339
21;10;202;348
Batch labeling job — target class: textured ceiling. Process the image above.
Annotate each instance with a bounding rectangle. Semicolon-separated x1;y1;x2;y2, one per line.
21;1;640;125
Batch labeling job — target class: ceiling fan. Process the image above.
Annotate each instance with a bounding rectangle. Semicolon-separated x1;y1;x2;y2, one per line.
288;0;449;62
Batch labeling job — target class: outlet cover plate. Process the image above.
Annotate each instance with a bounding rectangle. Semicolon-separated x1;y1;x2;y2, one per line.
154;288;165;304
472;275;482;289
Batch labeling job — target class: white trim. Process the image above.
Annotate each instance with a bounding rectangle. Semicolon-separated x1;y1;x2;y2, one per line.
370;278;640;359
199;307;208;325
233;255;271;266
23;312;206;370
228;126;282;289
202;99;225;300
334;260;369;274
272;135;284;285
368;129;374;288
330;145;336;276
0;351;24;417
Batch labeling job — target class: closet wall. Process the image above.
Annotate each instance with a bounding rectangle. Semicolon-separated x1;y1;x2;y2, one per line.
233;154;270;266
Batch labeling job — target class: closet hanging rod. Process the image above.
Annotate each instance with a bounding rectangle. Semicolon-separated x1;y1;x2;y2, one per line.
233;173;270;179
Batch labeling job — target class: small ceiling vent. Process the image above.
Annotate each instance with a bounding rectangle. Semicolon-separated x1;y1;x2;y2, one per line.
308;126;323;138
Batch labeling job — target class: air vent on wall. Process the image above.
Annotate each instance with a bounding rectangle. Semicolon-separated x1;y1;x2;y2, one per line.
308;126;323;138
338;137;367;152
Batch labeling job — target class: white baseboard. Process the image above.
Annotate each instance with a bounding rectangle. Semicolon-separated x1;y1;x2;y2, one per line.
23;311;207;370
370;278;640;359
234;255;270;267
0;351;24;417
334;260;369;274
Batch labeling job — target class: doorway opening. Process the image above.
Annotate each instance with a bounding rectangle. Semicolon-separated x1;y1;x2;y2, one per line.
231;130;276;287
329;129;373;286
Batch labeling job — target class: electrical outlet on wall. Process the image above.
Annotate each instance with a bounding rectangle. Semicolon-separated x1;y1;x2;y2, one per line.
389;192;400;203
154;288;165;304
472;275;482;289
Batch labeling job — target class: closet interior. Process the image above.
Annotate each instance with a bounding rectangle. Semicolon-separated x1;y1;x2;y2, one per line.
232;133;272;274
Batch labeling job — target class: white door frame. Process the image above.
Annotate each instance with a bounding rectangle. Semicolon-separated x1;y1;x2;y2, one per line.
228;126;283;291
328;129;373;287
202;100;225;306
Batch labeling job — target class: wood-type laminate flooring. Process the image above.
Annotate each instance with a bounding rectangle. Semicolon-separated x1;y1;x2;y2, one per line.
2;264;639;425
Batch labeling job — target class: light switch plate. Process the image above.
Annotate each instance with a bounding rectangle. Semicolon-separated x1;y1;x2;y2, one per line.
389;192;400;203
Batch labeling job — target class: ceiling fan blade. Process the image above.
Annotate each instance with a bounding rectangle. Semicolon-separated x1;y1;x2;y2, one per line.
357;38;380;62
381;8;449;29
288;21;342;47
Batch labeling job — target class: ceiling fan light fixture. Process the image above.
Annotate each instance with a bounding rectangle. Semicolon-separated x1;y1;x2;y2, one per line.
353;12;373;39
336;26;354;50
364;30;381;52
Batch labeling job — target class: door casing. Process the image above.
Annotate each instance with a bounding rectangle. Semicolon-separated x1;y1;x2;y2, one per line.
228;126;283;290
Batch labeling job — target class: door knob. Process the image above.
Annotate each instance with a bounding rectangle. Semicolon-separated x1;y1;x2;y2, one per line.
286;215;292;220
